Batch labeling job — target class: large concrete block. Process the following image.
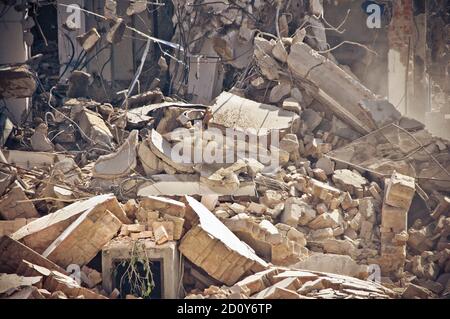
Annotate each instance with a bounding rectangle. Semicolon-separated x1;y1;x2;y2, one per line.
0;236;65;276
179;196;268;286
381;202;408;233
384;172;415;210
42;208;122;268
12;194;128;254
139;195;186;217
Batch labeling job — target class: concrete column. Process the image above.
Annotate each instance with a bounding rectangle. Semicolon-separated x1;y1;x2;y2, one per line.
57;0;86;81
0;2;30;125
387;0;414;116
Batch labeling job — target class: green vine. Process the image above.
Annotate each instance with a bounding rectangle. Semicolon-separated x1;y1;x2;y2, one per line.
116;241;155;299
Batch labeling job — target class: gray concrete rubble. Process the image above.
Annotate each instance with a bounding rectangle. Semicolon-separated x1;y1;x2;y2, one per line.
0;0;449;300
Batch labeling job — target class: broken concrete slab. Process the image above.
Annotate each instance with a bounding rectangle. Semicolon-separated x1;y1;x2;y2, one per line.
148;129;195;174
12;194;129;253
0;236;66;275
269;82;291;104
76;108;113;147
23;261;106;299
332;169;368;196
232;268;279;296
0;218;33;237
0;65;37;99
209;92;300;135
294;253;369;280
0;186;39;220
0;273;42;295
2;150;68;170
42;208;122;268
137;174;256;197
301;109;323;133
315;157;335;175
287;42;393;134
92;130;139;179
139;195;186;218
384;172;416;210
179;196;268;286
252;277;302;299
137;139;165;176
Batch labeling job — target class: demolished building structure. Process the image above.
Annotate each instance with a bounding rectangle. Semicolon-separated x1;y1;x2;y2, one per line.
0;0;449;300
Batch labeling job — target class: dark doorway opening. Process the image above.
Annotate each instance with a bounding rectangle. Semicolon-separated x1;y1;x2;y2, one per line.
113;259;162;299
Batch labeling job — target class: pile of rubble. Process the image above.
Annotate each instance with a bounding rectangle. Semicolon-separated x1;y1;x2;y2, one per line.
0;0;449;300
187;268;396;299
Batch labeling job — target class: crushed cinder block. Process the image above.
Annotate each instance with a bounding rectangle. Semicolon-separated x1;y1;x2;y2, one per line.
224;217;306;265
81;266;102;289
308;210;342;230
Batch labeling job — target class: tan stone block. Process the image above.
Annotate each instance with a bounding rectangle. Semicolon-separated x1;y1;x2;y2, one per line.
381;202;407;233
0;236;65;276
127;224;146;233
12;194;128;254
0;218;27;237
163;215;185;240
42;209;122;268
384;172;415;210
130;231;154;240
0;186;39;220
153;224;171;245
139;195;186;217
